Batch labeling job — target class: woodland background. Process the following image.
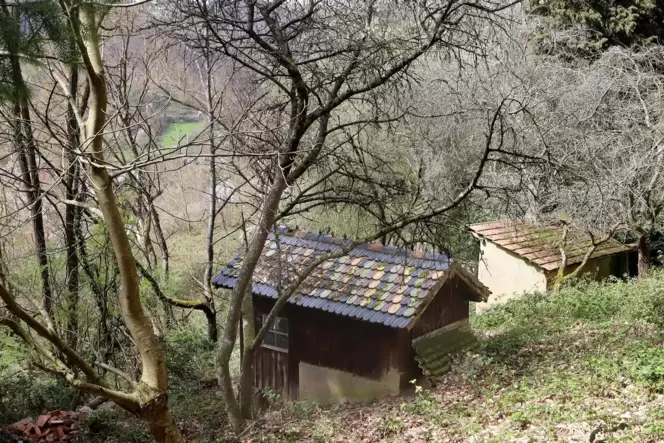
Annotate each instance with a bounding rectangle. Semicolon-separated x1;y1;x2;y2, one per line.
1;0;664;441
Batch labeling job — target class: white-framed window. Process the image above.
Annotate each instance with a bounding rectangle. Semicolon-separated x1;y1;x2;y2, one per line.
261;314;289;352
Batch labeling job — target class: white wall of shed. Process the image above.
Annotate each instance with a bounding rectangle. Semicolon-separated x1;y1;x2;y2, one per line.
475;240;547;312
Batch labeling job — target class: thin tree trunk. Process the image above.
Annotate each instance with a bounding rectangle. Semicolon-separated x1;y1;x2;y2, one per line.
218;176;287;433
637;233;651;276
202;46;218;343
149;202;170;281
148;203;174;329
1;0;55;319
6;89;54;321
20;107;54;319
65;65;81;348
239;291;256;419
205;305;218;343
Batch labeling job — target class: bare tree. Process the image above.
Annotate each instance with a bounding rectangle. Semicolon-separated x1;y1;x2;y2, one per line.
0;3;185;442
516;47;664;275
154;0;521;431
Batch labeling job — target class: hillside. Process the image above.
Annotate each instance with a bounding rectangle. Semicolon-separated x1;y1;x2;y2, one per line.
5;274;661;442
3;0;664;442
235;275;664;442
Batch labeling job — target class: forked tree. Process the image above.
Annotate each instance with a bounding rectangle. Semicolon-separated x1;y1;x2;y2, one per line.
0;2;185;442
159;0;519;431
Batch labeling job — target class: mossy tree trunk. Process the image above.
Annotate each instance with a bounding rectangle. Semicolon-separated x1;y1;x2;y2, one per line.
637;233;651;277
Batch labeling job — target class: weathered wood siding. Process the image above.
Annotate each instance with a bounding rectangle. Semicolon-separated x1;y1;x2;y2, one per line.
251;276;474;400
254;346;289;397
252;295;407;400
291;306;402;380
411;275;470;339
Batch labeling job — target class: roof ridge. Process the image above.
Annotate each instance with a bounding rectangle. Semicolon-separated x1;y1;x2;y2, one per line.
273;226;448;263
469;219;635;270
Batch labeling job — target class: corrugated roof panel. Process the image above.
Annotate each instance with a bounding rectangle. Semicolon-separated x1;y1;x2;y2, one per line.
412;319;478;380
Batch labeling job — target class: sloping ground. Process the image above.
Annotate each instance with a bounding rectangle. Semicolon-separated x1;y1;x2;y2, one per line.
240;274;664;442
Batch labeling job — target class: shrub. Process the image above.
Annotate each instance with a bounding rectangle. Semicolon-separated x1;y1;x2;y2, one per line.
625;342;664;391
162;326;216;382
473;272;664;331
0;372;77;426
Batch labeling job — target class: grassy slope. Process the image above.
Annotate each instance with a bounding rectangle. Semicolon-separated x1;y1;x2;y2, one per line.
242;274;664;443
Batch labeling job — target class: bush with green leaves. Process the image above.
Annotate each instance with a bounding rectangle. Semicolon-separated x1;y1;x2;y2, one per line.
473;272;664;330
162;326;216;382
0;372;78;426
529;0;664;58
626;342;664;391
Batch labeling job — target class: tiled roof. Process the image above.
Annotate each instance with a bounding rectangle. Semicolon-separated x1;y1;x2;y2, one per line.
469;220;635;271
213;227;488;328
412;319;478;381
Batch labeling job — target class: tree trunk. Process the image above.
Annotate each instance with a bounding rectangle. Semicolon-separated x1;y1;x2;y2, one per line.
239;291;256;419
143;401;185;443
205;302;218;342
6;48;54;319
148;203;175;330
202;45;218;342
21;105;54;319
65;65;81;348
149;203;170;281
637;234;651;277
218;176;287;434
75;6;183;442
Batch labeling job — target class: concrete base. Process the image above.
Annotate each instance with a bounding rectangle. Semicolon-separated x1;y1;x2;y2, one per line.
298;362;400;403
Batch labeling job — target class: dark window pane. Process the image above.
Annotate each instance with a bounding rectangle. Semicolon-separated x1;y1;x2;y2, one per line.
275;333;289;350
262;315;289;335
274;317;289;334
263;331;276;347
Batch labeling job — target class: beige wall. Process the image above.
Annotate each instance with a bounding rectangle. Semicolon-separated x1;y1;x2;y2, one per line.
476;240;547;311
544;254;618;288
298;362;400;403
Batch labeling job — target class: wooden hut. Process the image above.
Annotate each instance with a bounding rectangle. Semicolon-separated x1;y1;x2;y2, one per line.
213;227;489;403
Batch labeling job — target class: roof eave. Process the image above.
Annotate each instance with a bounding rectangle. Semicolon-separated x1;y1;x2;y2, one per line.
406;263;490;331
539;247;637;271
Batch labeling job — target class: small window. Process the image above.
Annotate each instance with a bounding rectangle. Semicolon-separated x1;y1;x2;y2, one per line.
261;314;288;352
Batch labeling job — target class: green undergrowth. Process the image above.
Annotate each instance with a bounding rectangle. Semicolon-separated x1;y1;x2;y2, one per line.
243;273;664;442
163;328;228;441
4;274;664;441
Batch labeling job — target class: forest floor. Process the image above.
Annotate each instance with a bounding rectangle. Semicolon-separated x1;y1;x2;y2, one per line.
235;275;664;443
5;274;664;443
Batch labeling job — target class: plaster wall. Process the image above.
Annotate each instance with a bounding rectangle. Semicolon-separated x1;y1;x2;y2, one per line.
298;362;400;403
476;240;547;312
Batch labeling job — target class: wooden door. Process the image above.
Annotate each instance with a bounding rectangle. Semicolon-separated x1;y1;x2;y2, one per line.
254;314;291;400
255;347;289;399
